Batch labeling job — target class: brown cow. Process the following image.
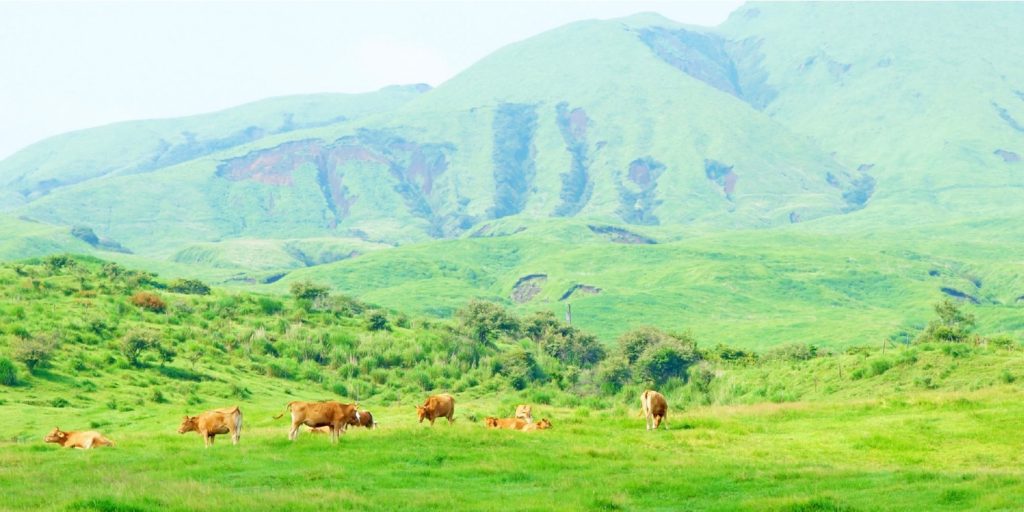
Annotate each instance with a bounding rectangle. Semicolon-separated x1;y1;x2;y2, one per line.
522;418;552;432
514;404;533;423
348;409;376;429
44;427;114;449
417;394;454;426
178;406;243;447
274;401;360;443
310;409;375;433
484;417;527;430
641;389;668;430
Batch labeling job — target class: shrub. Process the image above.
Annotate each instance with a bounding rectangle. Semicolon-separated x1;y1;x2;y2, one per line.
916;299;976;344
636;340;700;386
493;348;544;390
366;311;391;331
119;328;161;367
0;357;18;386
868;358;893;376
258;297;284;315
12;333;59;373
168;278;211;295
689;362;716;394
766;343;818;362
150;389;168;404
987;334;1018;350
617;327;674;365
290;281;329;301
1000;369;1016;384
456;300;520;345
130;291;166;313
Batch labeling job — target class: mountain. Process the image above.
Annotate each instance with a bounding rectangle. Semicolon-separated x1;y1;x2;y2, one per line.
2;3;1023;346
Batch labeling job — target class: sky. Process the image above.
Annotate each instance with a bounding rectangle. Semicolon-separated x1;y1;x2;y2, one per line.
0;1;741;159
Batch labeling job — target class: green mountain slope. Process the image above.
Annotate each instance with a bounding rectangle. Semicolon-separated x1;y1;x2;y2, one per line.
1;4;1023;348
0;84;428;210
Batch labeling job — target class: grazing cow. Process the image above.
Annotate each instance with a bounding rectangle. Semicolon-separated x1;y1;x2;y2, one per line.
417;394;455;426
522;418;552;432
640;389;668;430
484;417;527;430
274;401;360;443
44;427;114;449
348;409;376;429
514;404;533;423
178;406;243;448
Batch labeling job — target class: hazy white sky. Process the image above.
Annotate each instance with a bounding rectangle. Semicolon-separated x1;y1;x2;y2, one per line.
0;1;741;159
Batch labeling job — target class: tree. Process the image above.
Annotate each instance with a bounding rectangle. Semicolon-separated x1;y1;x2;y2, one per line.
635;339;700;386
11;333;59;373
120;329;161;367
617;327;674;364
917;299;976;344
290;281;329;302
168;278;211;295
366;310;391;331
455;300;520;346
596;356;631;394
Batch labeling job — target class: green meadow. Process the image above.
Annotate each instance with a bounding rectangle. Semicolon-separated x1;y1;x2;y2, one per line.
2;256;1024;511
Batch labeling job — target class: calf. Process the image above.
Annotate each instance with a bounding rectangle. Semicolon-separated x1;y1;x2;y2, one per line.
178;406;243;447
484;417;528;430
44;427;114;449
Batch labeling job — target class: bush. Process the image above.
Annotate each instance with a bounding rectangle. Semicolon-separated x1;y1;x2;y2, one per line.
689;362;716;394
130;291;166;313
493;348;544;390
766;343;818;362
290;281;329;302
916;299;976;344
119;328;161;367
11;333;59;373
636;340;700;386
49;397;70;408
168;278;211;295
617;327;674;365
258;297;284;315
987;334;1018;350
150;389;168;404
366;311;391;331
456;300;520;346
0;357;18;386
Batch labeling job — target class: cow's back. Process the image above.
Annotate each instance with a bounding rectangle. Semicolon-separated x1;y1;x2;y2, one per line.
428;394;454;418
644;390;668;417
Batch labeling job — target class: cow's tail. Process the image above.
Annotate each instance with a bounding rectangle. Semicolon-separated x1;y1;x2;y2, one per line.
235;407;244;436
272;402;295;420
639;390;650;417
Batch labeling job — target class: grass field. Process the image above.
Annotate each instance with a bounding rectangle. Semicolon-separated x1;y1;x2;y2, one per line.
2;387;1023;511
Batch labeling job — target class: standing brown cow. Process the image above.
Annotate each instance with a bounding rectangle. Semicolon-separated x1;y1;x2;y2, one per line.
417;394;454;425
274;401;360;443
178;406;243;447
44;427;114;449
640;389;668;430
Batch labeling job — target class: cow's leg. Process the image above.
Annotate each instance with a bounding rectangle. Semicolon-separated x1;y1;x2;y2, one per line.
231;426;239;445
447;412;455;424
289;422;300;441
429;416;436;426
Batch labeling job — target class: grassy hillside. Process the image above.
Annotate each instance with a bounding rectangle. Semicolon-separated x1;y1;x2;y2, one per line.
3;257;1024;510
1;4;1023;355
273;215;1024;347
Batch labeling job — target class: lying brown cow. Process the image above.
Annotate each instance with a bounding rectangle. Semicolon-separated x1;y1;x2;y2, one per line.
274;401;360;443
522;418;552;432
417;394;454;425
514;404;533;423
178;406;243;447
484;417;527;430
641;389;668;430
44;427;114;449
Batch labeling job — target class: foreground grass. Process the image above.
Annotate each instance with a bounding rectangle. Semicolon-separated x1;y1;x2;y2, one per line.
2;388;1023;511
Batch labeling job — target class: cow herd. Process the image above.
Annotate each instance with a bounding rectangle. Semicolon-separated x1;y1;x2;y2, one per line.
42;389;670;450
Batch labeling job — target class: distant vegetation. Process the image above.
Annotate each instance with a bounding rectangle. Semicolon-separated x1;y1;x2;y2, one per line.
2;255;1019;414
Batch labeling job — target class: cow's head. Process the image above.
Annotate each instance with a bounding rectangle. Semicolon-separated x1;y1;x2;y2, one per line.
536;418;552;430
44;427;67;444
416;406;427;423
484;417;499;428
177;416;198;434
